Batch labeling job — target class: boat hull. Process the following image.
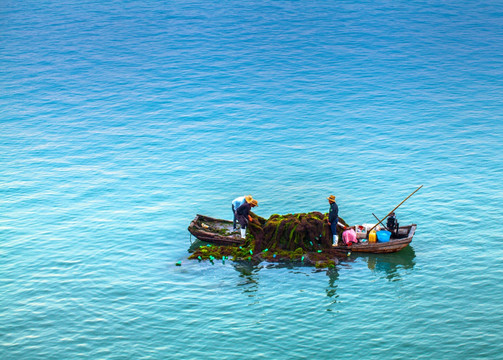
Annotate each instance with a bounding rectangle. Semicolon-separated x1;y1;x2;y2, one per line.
330;225;416;253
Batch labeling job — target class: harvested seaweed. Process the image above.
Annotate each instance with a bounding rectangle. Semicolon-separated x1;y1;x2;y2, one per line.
253;212;339;252
189;211;348;267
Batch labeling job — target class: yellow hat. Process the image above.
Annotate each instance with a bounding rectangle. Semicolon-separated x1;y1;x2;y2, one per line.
245;195;253;203
250;199;258;207
327;195;336;202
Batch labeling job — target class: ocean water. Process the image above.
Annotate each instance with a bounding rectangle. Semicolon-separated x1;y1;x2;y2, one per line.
1;0;503;358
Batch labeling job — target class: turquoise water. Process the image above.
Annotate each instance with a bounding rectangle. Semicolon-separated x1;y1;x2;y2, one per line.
2;0;503;358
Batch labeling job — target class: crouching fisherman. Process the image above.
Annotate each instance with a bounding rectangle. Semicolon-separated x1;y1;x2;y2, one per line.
327;194;339;246
236;199;258;238
232;195;253;230
387;212;399;235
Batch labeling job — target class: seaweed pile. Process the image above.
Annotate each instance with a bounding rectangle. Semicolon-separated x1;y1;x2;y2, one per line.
189;211;348;268
251;212;347;252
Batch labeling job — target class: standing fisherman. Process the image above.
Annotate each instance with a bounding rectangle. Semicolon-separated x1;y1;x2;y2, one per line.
232;195;253;230
327;195;339;246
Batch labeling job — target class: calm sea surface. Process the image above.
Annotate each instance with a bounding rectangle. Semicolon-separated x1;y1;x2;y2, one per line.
1;0;503;359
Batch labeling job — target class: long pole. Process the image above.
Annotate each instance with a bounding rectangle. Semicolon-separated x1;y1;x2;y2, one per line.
372;213;390;231
367;185;423;235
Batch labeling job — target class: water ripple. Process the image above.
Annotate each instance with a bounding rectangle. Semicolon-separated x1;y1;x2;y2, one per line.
2;0;503;359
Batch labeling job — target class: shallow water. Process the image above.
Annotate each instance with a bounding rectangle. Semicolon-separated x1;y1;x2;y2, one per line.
1;0;503;359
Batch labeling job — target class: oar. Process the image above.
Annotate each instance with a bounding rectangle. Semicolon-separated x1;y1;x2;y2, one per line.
372;213;390;231
367;185;423;236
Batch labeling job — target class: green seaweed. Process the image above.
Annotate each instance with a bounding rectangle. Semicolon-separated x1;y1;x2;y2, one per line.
190;211;349;266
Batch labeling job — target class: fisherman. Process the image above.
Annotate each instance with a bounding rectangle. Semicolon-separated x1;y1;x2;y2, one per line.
327;195;339;246
236;199;258;239
386;212;399;235
232;195;253;230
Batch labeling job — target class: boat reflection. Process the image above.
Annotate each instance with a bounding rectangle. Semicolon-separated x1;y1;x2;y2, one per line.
356;245;416;281
188;240;415;296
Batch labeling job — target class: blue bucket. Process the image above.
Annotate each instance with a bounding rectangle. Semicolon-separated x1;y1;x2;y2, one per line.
376;230;391;242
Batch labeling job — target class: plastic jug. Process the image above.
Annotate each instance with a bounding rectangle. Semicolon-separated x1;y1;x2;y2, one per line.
369;230;377;243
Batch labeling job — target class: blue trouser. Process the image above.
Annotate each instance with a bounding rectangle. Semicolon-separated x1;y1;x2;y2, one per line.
330;218;338;237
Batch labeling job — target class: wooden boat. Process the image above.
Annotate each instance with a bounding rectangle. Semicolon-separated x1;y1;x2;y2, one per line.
331;224;416;254
188;214;416;254
188;214;244;245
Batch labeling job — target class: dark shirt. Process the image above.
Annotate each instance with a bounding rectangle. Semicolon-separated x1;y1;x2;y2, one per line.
236;202;252;217
387;215;397;229
329;202;338;223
